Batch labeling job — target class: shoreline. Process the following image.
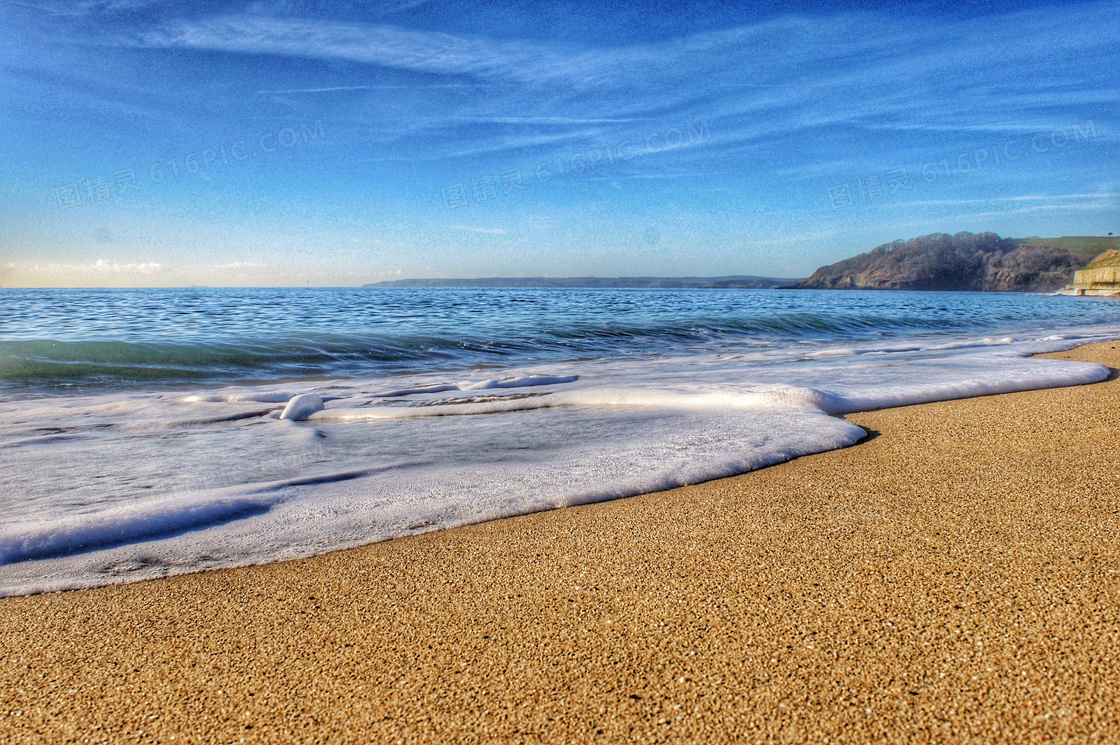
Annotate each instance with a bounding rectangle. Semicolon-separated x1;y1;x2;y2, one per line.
2;341;1119;742
1;334;1112;599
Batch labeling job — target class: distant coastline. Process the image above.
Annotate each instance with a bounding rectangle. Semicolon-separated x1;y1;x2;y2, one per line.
363;234;1119;293
363;276;801;289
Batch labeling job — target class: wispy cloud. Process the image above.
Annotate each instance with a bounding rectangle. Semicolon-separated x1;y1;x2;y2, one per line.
376;0;438;16
256;83;480;94
1;259;276;277
32;0;174;17
459;116;648;125
4;1;1119;283
36;259;165;274
920;203;1114;221
897;194;1117;208
211;261;267;270
128;5;1120;167
135;16;564;83
451;226;507;235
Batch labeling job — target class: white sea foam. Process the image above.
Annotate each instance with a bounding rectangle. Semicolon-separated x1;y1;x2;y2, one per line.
374;375;579;398
0;326;1116;595
183;392;294;403
280;393;324;421
0;493;278;565
459;374;580;391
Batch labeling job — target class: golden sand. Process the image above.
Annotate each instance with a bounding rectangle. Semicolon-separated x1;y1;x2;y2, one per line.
2;342;1119;743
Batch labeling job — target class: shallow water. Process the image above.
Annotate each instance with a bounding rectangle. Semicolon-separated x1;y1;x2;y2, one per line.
2;288;1118;594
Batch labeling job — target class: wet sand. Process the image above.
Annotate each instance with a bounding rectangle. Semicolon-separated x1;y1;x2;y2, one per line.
2;341;1118;743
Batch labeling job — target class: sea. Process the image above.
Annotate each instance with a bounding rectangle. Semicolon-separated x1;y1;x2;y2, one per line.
2;287;1118;595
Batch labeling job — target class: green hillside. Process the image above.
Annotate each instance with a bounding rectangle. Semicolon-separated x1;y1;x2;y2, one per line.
1083;249;1120;270
1011;236;1120;261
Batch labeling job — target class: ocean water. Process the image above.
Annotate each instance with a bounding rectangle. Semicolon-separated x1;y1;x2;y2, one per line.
2;288;1119;595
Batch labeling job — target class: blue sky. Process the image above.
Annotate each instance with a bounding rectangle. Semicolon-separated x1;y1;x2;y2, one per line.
1;0;1117;286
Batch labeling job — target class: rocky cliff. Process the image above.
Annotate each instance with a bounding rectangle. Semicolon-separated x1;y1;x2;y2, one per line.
791;232;1094;292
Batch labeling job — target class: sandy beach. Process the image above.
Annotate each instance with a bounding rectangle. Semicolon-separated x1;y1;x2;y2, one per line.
1;340;1118;743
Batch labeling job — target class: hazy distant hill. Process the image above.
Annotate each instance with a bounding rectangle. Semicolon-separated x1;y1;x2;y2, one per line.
363;276;801;289
791;233;1119;292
